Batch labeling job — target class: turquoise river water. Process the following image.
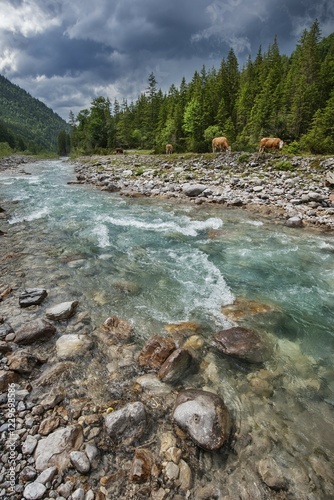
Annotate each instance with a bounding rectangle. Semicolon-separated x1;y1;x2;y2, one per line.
1;158;334;496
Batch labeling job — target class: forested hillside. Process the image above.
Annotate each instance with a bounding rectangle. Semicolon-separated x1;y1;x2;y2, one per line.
0;75;69;153
71;21;334;155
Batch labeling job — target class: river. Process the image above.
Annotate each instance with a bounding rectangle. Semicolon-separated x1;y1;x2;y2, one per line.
1;158;334;497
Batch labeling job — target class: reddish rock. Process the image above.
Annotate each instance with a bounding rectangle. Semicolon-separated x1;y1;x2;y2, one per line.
137;335;176;370
0;369;20;391
213;327;273;363
130;448;153;482
7;350;45;374
158;348;192;384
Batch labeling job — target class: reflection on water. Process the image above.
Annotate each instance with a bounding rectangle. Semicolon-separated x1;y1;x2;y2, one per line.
1;159;334;493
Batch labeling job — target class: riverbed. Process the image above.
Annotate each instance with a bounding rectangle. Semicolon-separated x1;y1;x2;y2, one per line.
0;157;334;499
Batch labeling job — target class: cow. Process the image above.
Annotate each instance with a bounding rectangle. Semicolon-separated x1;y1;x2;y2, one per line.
259;137;284;153
212;136;231;153
166;144;173;154
115;148;124;154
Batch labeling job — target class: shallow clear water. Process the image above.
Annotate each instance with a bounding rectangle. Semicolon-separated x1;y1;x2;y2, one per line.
1;159;334;488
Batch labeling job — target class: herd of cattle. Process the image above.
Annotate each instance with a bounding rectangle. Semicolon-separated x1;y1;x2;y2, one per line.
114;137;284;155
166;136;284;154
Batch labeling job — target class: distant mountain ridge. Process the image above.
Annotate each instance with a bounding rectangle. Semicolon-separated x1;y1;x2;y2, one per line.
0;74;69;152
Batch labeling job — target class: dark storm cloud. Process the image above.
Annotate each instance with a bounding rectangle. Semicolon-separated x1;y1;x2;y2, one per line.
0;0;333;120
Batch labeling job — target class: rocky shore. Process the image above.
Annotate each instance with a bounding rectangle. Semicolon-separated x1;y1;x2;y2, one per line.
70;152;334;232
1;154;334;499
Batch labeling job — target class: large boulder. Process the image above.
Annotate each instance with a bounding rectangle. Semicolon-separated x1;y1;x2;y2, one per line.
213;326;273;363
173;389;231;451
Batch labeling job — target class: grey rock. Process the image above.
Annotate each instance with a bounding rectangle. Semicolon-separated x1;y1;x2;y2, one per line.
36;466;58;485
69;450;91;474
23;481;47;499
57;480;74;498
45;300;79;321
84;443;99;464
285;216;303;227
173;389;231;451
182;183;207;197
19;288;47;308
34;425;83;471
0;321;14;339
105;401;147;444
71;488;85;500
22;435;38;455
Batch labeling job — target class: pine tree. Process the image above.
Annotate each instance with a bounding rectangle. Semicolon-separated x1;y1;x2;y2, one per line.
284;20;322;138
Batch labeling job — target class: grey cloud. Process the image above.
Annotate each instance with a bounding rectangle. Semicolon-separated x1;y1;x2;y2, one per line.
0;0;332;120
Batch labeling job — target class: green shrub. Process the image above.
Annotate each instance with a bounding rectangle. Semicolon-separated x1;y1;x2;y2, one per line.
273;160;293;171
285;141;301;155
0;142;13;157
238;153;250;163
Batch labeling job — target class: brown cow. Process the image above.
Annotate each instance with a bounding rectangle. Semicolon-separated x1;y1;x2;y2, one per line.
212;136;231;153
259;137;284;153
166;144;173;154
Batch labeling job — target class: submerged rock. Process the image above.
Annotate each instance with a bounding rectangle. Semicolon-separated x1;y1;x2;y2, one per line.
172;389;231;451
100;315;134;344
56;333;93;359
213;326;273;363
222;297;275;321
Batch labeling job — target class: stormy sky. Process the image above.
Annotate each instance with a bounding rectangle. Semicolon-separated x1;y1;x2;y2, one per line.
0;0;333;121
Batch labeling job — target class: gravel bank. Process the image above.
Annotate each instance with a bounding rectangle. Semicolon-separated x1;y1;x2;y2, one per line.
70;152;334;232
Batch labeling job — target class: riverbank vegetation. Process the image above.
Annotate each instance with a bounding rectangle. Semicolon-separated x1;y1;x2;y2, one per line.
69;21;334;156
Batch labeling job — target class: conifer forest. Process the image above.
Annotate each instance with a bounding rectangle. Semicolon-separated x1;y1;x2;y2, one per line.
69;22;334;156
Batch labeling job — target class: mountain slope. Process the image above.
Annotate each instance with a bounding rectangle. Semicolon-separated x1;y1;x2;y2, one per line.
0;74;69;152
